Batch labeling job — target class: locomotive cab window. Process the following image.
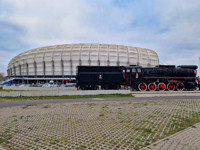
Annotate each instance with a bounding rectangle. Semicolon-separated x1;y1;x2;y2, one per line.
132;68;136;73
137;68;141;73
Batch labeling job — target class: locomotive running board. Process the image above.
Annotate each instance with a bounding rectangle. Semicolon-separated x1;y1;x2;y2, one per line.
143;77;197;79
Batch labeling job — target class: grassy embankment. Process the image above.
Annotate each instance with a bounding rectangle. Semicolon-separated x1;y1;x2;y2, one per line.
0;88;18;92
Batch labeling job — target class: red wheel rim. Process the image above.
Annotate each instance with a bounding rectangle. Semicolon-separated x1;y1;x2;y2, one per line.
138;83;147;91
167;83;175;91
148;83;156;91
177;82;184;91
158;83;166;90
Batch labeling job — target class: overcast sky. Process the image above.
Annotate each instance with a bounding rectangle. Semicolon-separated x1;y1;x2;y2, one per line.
0;0;200;74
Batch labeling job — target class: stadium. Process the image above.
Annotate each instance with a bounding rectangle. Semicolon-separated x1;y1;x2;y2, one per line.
6;43;159;85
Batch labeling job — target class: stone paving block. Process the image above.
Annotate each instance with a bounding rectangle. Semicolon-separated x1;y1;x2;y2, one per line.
1;99;200;149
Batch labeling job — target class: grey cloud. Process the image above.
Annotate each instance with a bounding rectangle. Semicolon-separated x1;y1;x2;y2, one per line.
1;0;200;74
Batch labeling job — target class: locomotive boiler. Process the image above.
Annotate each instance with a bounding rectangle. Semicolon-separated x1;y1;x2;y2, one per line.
76;65;199;91
125;65;198;91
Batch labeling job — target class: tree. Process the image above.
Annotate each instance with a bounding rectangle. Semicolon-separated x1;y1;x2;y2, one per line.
0;72;5;78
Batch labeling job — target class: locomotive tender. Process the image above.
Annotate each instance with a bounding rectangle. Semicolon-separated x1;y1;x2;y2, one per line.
76;65;199;91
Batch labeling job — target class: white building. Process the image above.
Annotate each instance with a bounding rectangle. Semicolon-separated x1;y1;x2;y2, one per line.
7;43;159;84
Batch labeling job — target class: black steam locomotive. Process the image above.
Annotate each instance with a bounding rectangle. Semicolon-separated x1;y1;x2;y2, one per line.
76;65;199;91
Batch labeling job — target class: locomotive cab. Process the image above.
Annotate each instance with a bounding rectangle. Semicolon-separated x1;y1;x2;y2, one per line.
123;66;144;89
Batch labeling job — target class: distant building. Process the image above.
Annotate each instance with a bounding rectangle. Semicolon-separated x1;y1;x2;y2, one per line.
7;43;159;84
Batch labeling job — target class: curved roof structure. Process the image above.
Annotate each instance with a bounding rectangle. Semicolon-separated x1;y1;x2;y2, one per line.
7;43;159;76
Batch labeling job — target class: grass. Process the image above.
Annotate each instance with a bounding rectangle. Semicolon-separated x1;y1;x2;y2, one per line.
0;94;133;101
0;133;12;144
167;115;200;135
144;128;152;134
0;88;16;92
99;114;104;117
0;87;26;92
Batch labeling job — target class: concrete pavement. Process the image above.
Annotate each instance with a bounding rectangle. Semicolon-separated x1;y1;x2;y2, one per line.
143;123;200;150
1;96;200;108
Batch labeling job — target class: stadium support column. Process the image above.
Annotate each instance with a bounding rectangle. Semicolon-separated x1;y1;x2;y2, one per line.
34;62;37;76
52;60;54;76
43;61;46;76
14;66;16;76
117;46;119;66
26;63;29;75
7;69;10;77
136;48;140;66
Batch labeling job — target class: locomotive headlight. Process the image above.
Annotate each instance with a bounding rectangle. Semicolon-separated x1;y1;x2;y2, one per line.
194;70;197;74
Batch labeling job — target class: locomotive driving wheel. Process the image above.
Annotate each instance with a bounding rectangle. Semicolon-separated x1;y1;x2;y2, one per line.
158;82;166;91
138;83;147;91
176;82;184;91
148;83;156;91
167;83;176;91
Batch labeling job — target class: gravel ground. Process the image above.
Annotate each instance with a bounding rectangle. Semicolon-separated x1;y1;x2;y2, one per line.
1;99;200;149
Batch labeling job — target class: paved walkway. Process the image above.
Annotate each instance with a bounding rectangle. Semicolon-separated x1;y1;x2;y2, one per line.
1;96;200;108
143;123;200;150
132;91;200;97
1;98;200;149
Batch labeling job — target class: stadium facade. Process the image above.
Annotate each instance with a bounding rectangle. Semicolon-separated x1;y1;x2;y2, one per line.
7;43;159;84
